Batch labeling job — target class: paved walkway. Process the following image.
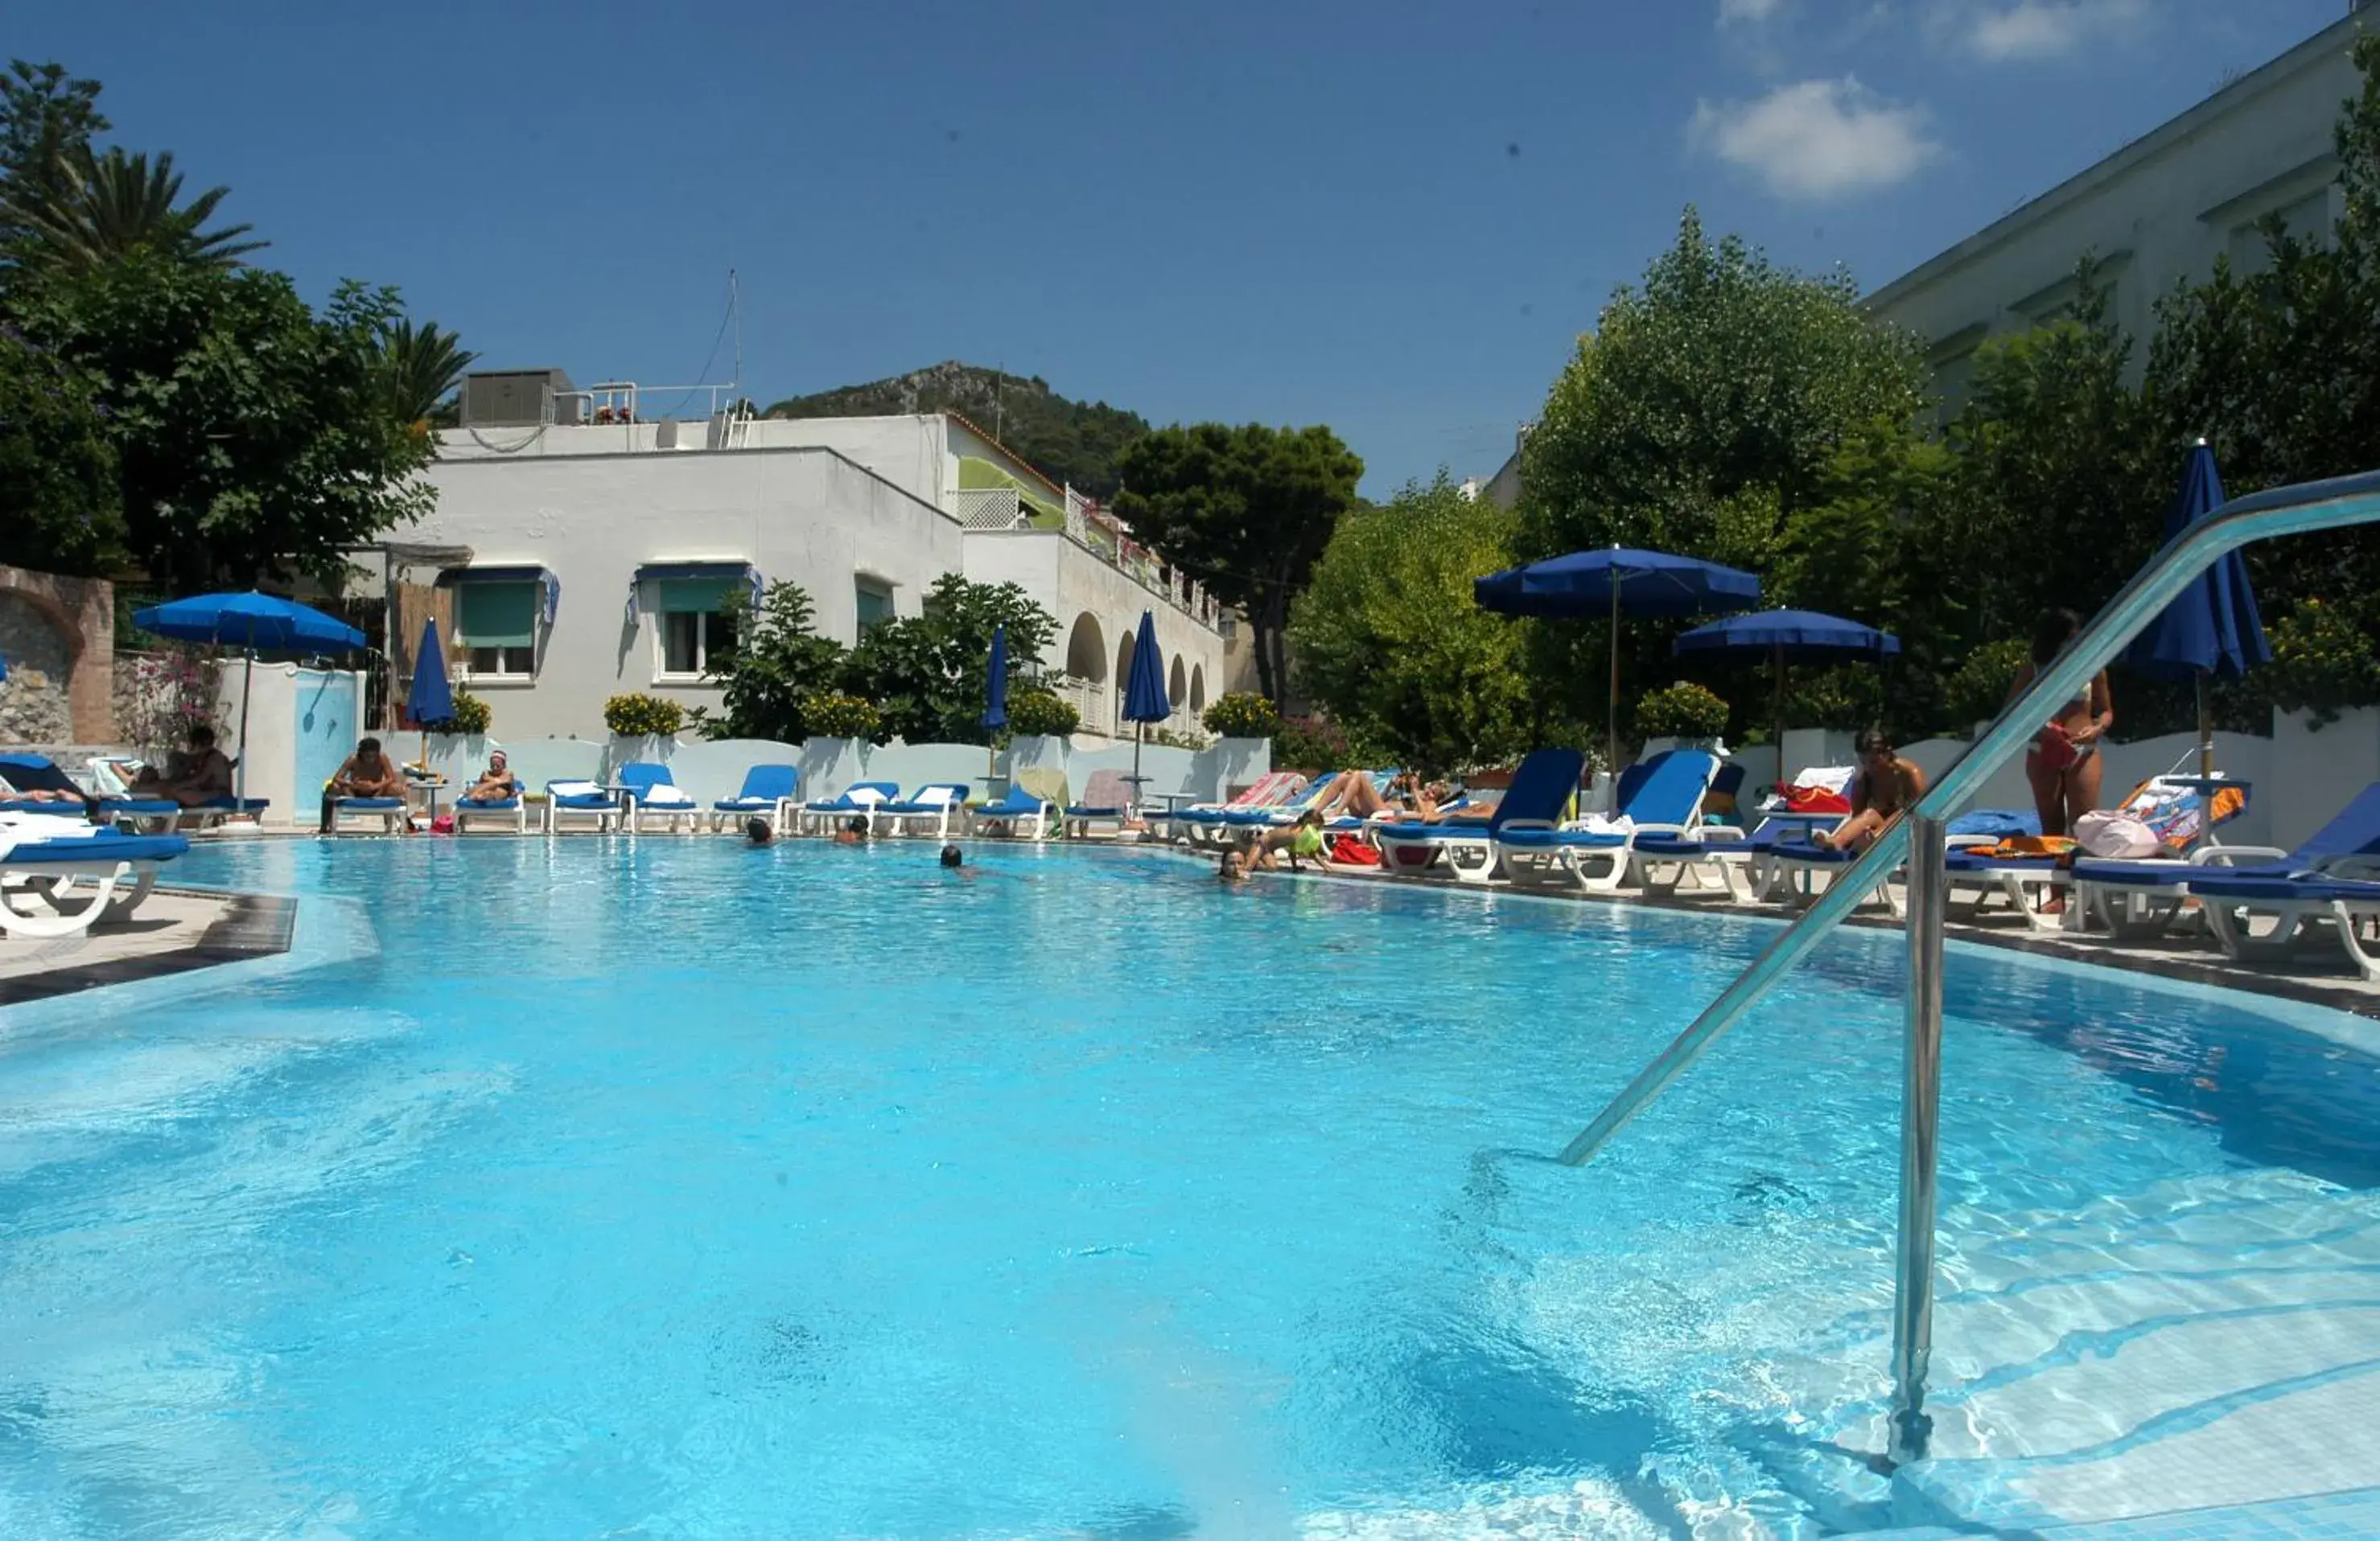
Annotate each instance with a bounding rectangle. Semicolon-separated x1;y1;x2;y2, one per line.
0;887;294;1006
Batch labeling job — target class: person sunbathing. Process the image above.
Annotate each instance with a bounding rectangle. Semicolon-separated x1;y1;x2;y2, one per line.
322;736;410;832
132;725;236;808
1811;727;1926;853
462;750;520;803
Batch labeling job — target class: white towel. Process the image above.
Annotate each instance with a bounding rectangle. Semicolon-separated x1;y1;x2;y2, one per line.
549;781;603;798
637;785;696;806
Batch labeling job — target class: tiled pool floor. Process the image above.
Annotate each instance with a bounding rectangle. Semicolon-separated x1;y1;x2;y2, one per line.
1872;1483;2380;1537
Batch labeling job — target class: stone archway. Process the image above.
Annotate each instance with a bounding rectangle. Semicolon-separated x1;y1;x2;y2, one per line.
1189;664;1207;715
1064;612;1106;682
1168;656;1187;711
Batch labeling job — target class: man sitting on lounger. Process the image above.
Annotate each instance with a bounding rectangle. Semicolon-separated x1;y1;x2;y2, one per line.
132;724;236;807
463;750;519;804
1812;727;1926;853
322;736;409;831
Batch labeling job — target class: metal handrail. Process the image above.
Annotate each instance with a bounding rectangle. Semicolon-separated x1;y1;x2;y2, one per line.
1559;467;2380;1166
1547;466;2380;1465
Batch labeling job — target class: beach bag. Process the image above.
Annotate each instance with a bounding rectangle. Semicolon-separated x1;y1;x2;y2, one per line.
430;814;456;834
2074;810;2161;859
1328;833;1381;866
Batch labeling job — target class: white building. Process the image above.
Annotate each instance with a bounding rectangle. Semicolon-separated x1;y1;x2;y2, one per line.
373;381;1226;743
1867;6;2372;402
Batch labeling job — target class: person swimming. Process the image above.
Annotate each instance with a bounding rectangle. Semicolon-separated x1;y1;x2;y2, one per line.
745;817;776;847
940;844;964;868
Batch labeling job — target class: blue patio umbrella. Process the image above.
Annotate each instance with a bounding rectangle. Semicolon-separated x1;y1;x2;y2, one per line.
1476;546;1761;775
406;617;455;774
1121;610;1171;814
2122;441;2270;777
132;591;369;803
1674;608;1900;756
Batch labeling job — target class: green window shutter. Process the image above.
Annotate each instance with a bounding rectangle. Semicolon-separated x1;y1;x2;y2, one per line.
656;577;736;613
457;582;537;647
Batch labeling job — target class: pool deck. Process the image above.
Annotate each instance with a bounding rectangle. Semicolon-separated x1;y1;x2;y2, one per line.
0;886;295;1006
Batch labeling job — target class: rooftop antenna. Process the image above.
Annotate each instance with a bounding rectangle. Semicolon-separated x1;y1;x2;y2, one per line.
729;268;743;411
994;359;1005;442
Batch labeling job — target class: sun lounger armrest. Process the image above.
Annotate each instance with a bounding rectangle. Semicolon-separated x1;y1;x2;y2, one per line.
2193;844;2289;866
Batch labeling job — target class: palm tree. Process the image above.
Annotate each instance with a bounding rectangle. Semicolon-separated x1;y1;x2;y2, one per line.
10;146;266;270
381;319;478;423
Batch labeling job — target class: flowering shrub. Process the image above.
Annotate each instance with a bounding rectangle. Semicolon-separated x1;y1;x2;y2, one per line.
603;692;685;738
1200;691;1279;739
1271;714;1349;771
118;649;218;757
1634;681;1729;740
2266;597;2380;730
1005;688;1080;737
802;694;883;740
441;689;492;735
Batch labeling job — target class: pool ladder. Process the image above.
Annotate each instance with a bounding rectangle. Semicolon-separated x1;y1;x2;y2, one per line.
1554;468;2380;1469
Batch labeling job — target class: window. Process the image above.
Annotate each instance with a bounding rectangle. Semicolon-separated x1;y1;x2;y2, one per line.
455;582;537;677
656;577;738;678
854;578;896;635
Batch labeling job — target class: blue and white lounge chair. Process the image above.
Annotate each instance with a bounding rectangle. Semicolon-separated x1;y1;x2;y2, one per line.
453;791;527;833
1626;806;1846;903
1495;749;1720;892
544;779;623;834
2076;782;2380;958
970;774;1058;840
614;762;700;834
1168;771;1308;848
879;783;970;840
0;753;183;827
710;764;800;834
182;795;271;830
0;815;190;939
2189;870;2380;979
327;795;410;834
799;781;900;837
1373;748;1587;884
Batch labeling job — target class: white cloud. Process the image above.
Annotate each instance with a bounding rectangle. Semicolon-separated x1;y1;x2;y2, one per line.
1961;0;2147;62
1718;0;1786;25
1690;77;1941;200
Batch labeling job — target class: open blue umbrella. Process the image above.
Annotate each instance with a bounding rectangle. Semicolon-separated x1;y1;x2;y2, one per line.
1674;608;1900;755
406;617;455;774
1476;546;1761;774
1121;610;1170;814
2122;441;2270;777
132;591;369;803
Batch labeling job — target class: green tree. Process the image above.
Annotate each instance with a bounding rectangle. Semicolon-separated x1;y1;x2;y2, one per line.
1113;422;1363;702
1516;208;1925;727
0;321;121;574
1289;474;1531;776
1520;208;1926;562
841;574;1056;744
381;318;477;424
701;581;849;742
12;146;265;272
0;60;106;253
16;249;434;590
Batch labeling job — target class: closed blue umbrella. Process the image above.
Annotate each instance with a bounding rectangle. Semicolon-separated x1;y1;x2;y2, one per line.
1121;610;1170;817
981;623;1009;781
407;618;455;777
131;591;369;804
0;639;8;683
1674;608;1900;754
2122;442;2270;777
1476;546;1761;775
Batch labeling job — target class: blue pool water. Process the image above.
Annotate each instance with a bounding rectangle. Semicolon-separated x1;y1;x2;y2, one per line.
3;838;2378;1537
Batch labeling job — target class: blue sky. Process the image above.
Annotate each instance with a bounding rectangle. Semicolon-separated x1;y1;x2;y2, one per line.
12;0;2350;495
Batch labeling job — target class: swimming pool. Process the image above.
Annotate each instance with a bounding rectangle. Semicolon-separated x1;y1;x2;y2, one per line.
4;838;2378;1537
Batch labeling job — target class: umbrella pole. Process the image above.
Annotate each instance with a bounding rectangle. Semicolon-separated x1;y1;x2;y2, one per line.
1133;723;1145;829
2197;672;2214;781
236;649;254;806
1607;579;1621;797
1774;645;1787;780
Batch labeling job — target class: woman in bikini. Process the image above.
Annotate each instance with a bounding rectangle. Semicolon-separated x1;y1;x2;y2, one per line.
1812;727;1926;852
2007;608;2113;838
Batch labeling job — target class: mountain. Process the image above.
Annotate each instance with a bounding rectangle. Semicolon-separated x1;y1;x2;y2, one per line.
761;361;1148;501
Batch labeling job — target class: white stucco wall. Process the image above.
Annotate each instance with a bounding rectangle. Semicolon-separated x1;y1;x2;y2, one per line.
401;444;964;740
732;415;951;509
1867;14;2359;396
958;530;1225;736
